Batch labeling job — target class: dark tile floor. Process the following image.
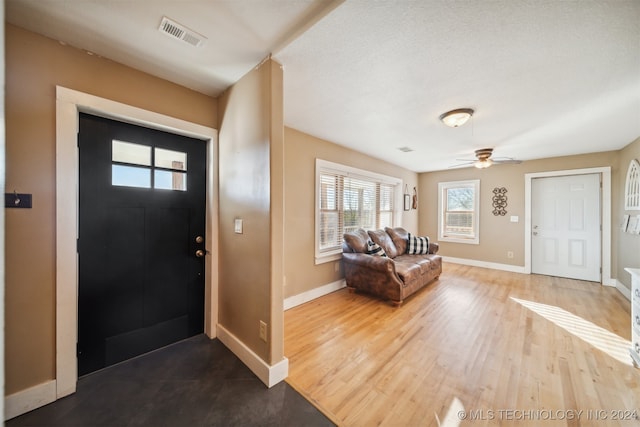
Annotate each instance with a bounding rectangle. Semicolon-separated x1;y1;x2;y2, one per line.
7;335;334;427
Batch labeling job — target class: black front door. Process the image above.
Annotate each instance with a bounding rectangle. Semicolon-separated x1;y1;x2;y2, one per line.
78;113;206;376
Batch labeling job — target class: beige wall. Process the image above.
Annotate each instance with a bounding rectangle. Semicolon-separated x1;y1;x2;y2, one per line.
5;24;217;395
616;137;640;290
283;128;419;299
217;59;285;364
6;18;640;403
418;151;621;270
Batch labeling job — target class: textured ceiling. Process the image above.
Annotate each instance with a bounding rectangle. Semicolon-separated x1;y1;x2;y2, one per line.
274;0;640;171
7;0;640;172
6;0;340;96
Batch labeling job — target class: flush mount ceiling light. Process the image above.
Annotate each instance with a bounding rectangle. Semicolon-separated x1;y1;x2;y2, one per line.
439;108;474;128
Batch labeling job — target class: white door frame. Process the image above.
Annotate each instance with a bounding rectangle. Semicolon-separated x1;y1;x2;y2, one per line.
55;86;219;399
524;167;612;285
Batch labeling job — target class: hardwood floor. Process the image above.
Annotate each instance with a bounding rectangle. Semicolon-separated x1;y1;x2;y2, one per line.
284;263;640;426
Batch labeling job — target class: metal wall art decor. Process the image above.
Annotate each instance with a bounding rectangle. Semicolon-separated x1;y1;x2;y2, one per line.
492;187;508;216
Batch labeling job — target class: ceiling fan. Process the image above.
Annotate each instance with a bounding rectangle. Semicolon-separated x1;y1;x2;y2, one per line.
450;148;522;169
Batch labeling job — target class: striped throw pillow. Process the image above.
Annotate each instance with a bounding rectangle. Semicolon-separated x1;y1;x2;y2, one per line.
407;233;430;254
366;240;387;257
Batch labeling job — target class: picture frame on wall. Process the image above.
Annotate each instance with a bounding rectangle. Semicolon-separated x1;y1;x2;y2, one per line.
627;215;638;234
634;215;640;234
622;214;630;231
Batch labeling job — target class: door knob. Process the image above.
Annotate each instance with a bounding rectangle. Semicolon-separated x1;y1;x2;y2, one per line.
195;236;204;244
195;249;206;258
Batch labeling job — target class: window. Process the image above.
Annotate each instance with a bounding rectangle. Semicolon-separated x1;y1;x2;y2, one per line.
316;159;402;264
625;159;640;210
111;140;187;191
438;180;480;244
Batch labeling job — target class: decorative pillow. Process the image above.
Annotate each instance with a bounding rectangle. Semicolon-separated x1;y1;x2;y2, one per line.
343;229;371;253
407;233;430;254
367;229;399;258
385;227;408;254
366;239;387;257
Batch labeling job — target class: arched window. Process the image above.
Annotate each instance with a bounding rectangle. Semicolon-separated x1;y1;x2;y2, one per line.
625;159;640;210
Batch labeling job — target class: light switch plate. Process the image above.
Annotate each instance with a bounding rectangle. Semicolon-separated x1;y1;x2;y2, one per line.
510;216;519;223
234;218;243;234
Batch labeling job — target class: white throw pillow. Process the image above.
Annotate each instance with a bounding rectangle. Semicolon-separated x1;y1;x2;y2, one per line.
366;240;387;257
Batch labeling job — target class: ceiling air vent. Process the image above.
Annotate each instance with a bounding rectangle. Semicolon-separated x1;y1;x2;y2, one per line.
158;16;206;47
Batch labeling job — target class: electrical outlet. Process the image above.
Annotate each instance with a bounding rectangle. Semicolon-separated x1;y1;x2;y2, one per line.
259;321;267;342
507;251;514;259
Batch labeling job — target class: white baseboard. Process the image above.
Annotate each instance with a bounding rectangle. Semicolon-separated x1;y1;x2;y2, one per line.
5;379;56;421
615;280;632;301
444;257;622;289
443;256;527;274
216;324;288;388
284;279;346;310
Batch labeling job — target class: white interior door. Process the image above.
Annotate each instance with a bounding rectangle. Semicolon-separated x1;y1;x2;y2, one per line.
531;173;601;282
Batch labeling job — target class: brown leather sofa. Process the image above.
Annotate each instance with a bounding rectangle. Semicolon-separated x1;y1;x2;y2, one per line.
342;227;442;305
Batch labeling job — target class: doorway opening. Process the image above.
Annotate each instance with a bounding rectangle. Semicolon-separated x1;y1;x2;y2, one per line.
530;173;601;281
56;86;218;398
524;167;612;285
77;113;208;375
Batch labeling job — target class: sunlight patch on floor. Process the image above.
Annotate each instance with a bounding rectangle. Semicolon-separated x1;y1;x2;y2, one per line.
435;397;464;427
511;297;633;366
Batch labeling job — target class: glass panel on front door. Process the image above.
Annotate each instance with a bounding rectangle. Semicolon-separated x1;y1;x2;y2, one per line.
155;147;187;170
112;140;152;166
111;140;188;191
154;170;187;191
112;164;151;188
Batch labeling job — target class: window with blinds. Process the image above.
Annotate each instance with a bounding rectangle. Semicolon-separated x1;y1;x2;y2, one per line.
316;159;402;263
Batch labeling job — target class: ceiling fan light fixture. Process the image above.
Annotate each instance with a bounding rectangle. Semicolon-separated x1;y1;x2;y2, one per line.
450;147;521;169
474;158;493;169
439;108;474;127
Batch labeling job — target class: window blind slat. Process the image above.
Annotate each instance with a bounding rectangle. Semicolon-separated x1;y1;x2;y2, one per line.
318;169;396;253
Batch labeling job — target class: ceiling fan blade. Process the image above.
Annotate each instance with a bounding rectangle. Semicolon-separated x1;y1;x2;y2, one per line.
492;158;522;164
448;161;475;169
449;150;521;169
